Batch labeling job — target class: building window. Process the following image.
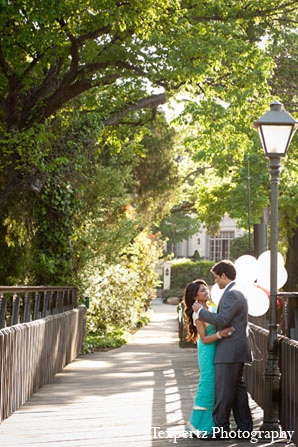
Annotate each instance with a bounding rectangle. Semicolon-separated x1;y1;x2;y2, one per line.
209;231;235;261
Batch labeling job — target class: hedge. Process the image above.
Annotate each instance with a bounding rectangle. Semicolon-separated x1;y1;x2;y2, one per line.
168;258;214;293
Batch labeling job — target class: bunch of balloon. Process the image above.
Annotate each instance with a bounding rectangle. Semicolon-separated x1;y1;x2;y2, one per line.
210;251;288;317
255;250;287;306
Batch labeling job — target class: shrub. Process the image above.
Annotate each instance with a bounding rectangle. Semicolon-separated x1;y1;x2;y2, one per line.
82;330;131;353
169;258;214;290
162;288;184;301
83;231;163;336
230;234;251;259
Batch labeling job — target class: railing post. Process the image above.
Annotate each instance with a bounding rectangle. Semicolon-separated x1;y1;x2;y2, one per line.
11;293;20;326
33;291;40;320
73;288;78;307
0;294;6;328
58;290;63;313
41;291;49;318
0;286;78;326
23;292;31;322
48;290;53;315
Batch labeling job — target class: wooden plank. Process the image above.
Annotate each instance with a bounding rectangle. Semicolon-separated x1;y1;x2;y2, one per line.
0;301;293;447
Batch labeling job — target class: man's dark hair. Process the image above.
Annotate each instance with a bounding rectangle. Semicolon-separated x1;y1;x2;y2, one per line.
211;259;236;280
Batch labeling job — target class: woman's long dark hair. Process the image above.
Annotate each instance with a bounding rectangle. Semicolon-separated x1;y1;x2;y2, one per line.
183;279;208;342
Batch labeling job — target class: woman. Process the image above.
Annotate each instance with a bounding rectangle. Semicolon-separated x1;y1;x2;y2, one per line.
184;279;234;437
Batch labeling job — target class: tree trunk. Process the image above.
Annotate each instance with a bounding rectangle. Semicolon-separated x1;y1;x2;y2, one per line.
285;224;298;291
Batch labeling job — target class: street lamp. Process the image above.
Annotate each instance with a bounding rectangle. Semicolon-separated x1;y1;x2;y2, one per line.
253;100;298;431
247;159;252;252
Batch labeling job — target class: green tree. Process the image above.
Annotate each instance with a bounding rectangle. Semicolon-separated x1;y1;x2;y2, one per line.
258;21;298;289
167;5;298;288
1;0;297;285
230;234;251;260
158;213;201;244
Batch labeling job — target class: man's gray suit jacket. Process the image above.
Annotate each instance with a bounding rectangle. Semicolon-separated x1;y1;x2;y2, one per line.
198;281;252;364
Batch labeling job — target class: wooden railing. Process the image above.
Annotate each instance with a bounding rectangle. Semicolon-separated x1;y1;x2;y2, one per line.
0;286;78;328
178;309;298;443
0;286;86;423
244;324;298;445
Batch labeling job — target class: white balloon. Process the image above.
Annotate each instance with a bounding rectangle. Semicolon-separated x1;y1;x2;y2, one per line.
256;271;270;292
277;251;285;266
257;250;271;266
258;250;285;269
258;250;284;265
277;267;288;289
246;285;270;317
257;250;271;290
210;283;223;306
256;250;288;290
235;255;258;286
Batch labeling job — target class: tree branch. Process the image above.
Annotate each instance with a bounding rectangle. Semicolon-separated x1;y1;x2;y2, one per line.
102;93;166;126
170;202;196;214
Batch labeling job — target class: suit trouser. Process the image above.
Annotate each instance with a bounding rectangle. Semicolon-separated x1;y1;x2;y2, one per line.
213;362;253;432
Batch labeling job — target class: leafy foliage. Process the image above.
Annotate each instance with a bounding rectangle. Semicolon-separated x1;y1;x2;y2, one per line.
1;2;298;309
157;213;201;244
82;331;131;353
84;231;163;335
169;259;214;291
230;234;251;260
0;0;282;284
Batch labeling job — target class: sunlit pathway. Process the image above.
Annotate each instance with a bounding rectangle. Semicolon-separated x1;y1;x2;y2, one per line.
0;300;287;447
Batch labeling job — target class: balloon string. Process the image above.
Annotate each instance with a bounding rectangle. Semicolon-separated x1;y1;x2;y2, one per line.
248;326;263;362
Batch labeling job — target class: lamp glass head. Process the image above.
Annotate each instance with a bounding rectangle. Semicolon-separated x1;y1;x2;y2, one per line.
254;100;298;158
257;124;296;156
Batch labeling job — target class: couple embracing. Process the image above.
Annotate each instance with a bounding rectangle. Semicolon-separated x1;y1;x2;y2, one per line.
184;259;253;439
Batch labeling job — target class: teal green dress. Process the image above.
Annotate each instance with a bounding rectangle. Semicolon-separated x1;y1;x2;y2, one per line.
186;308;217;436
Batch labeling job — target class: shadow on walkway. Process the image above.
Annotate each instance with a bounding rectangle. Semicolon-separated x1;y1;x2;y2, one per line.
0;300;293;447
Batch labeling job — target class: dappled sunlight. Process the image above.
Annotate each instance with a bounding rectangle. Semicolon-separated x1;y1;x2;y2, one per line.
0;301;270;447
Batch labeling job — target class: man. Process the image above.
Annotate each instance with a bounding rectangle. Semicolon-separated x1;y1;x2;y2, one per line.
192;259;253;438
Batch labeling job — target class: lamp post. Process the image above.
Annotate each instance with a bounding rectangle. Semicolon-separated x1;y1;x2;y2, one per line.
247;159;251;252
253;100;298;431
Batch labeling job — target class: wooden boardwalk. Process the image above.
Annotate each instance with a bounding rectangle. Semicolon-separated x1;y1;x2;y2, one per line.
0;300;294;447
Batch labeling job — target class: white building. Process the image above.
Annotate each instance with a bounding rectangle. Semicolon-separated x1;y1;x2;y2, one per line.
166;214;245;261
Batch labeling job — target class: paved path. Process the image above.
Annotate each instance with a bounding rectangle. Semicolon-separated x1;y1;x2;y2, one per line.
0;300;294;446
